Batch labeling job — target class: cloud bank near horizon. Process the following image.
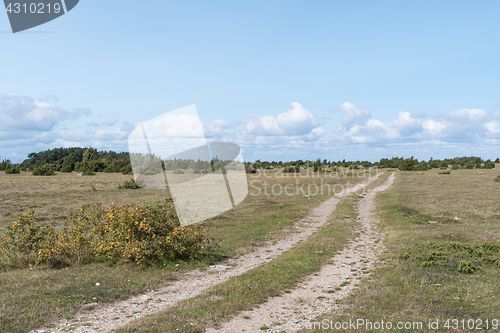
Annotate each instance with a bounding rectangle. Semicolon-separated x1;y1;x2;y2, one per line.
0;94;499;163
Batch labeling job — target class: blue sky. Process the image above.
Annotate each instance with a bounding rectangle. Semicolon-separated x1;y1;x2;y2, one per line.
1;1;500;162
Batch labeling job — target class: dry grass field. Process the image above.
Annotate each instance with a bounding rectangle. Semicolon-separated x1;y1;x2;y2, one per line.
3;166;498;332
0;168;372;333
303;166;500;332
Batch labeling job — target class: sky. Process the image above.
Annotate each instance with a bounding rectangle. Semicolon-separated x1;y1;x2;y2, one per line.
1;0;500;163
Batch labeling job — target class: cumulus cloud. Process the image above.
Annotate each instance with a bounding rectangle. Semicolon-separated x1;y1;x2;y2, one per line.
240;102;320;136
202;119;234;138
337;102;371;128
441;108;487;121
337;103;500;150
0;96;68;132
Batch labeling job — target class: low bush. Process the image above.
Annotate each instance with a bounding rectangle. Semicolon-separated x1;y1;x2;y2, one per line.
32;164;55;176
414;162;428;171
399;241;500;274
483;160;495;169
438;170;451;174
0;210;53;267
0;200;216;269
465;161;475;169
245;164;257;173
4;164;20;174
283;165;300;173
61;164;73;173
494;175;500;182
118;179;140;189
429;161;439;168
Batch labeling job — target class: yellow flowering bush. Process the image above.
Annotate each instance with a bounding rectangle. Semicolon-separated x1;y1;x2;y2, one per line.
0;210;52;267
0;199;216;269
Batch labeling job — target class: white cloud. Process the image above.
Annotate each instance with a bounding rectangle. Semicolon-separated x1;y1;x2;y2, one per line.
202;119;234;138
337;102;371;128
442;108;487;121
0;96;68;132
485;120;500;135
240;102;320;136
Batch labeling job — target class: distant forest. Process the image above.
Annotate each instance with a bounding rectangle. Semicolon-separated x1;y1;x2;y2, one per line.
0;147;498;175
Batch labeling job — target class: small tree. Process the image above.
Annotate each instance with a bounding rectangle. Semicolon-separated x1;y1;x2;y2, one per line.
0;158;11;171
61;155;75;172
483;160;495;169
5;164;20;174
82;147;97;162
399;156;417;171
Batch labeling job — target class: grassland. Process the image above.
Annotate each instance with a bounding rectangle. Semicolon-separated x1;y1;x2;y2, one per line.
0;168;372;333
303;166;500;332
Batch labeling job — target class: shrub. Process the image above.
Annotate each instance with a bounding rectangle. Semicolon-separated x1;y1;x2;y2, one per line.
483;160;495;169
118;179;140;189
92;200;214;266
120;164;133;174
414;162;428;171
0;200;216;269
173;169;185;174
61;156;75;172
399;241;500;274
0;210;52;267
429;161;439;169
438;170;451;174
496;158;500;163
451;164;459;170
465;161;475;169
495;175;500;182
4;164;20;174
398;157;417;171
457;260;476;274
440;161;448;168
38;204;103;266
32;164;55;176
283;165;300;173
61;165;73;173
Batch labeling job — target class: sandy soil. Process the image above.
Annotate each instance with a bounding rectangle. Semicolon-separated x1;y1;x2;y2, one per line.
31;174;382;333
207;172;395;333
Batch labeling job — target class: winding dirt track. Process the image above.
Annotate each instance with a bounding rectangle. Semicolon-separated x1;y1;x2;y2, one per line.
32;173;382;333
207;172;395;333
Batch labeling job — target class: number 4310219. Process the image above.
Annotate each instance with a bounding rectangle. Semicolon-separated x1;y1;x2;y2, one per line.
5;2;62;14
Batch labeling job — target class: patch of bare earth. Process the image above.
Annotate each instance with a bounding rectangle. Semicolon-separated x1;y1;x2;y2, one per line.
207;172;395;333
31;174;381;333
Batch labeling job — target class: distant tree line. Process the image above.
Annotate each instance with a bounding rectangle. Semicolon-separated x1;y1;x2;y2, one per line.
1;147;499;176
